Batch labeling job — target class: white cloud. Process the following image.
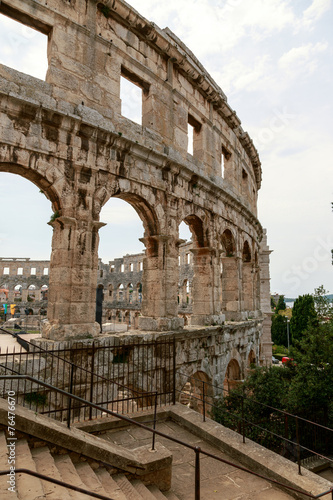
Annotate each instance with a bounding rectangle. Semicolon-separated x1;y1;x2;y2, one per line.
302;0;331;28
279;42;328;77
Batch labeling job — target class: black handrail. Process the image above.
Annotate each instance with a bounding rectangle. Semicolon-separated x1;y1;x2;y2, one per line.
177;371;333;469
0;468;115;500
0;326;167;399
0;375;332;500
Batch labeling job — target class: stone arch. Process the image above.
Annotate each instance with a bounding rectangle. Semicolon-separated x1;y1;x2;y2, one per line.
179;213;221;325
182;214;206;248
221;229;240;319
117;284;124;301
223;359;242;394
127;283;133;304
242;240;251;262
179;370;214;418
101;191;161;249
248;349;256;368
221;228;236;257
242;239;254;312
0;164;62;213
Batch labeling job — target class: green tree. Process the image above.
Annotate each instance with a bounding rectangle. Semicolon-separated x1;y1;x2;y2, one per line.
313;285;333;321
275;295;286;313
271;314;288;347
290;294;317;343
288;320;333;422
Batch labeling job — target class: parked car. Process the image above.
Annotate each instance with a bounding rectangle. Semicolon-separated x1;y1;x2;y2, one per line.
272;356;279;364
282;356;296;366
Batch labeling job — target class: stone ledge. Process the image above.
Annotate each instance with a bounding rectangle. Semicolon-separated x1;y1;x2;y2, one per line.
168;404;332;500
0;398;172;489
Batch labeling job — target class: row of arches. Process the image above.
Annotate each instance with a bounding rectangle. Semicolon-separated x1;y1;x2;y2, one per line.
179;350;257;417
1;160;263;339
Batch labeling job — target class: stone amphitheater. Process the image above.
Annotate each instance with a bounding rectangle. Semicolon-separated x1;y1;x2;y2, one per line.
1;1;332;499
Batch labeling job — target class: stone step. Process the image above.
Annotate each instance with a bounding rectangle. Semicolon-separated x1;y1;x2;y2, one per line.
131;478;159;500
31;446;72;500
113;474;144;500
163;490;181;500
0;431;19;500
95;468;128;500
147;484;171;500
75;461;109;497
53;454;89;500
15;439;45;500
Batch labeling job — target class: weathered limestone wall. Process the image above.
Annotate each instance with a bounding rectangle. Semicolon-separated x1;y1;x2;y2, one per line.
25;323;262;415
0;0;268;344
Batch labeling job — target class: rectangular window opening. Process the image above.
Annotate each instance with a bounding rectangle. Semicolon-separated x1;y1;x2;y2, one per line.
0;12;49;80
120;67;149;126
3;267;9;275
43;268;49;275
221;145;231;178
31;268;36;275
17;268;23;275
188;114;201;156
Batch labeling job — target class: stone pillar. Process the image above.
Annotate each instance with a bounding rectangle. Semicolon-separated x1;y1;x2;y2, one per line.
138;235;184;331
42;216;105;340
221;256;241;320
190;248;225;326
259;229;273;365
21;289;28;302
7;290;15;302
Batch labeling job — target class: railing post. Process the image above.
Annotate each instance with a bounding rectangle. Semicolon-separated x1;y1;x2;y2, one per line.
296;416;302;475
202;381;206;422
284;413;288;455
195;446;201;500
89;342;95;420
241;390;245;443
172;337;176;405
67;363;74;429
152;391;158;451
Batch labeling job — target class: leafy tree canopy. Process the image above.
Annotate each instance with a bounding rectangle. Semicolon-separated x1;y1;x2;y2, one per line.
290;294;317;343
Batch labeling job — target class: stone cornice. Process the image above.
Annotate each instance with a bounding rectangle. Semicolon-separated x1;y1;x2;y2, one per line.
96;0;262;189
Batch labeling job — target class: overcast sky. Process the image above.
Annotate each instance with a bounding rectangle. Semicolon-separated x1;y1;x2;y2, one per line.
0;0;332;298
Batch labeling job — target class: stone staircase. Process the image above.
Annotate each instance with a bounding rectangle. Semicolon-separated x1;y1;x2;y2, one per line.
0;431;180;500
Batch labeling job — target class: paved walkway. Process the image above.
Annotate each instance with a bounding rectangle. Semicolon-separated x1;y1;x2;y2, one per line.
100;419;294;500
0;332;41;353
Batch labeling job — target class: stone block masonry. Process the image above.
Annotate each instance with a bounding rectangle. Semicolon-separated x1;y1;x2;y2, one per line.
0;0;271;362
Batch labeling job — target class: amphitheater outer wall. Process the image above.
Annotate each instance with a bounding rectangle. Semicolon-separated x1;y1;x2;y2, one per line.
0;0;270;353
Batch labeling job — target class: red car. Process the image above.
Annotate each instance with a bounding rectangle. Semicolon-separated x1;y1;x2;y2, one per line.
282;357;295;365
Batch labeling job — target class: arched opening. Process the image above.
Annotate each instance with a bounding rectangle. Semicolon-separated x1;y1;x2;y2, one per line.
179;214;217;325
117;284;124;301
223;359;242;395
99;194;168;330
127;283;133;304
221;229;240;320
179;371;213;417
247;349;256;372
242;240;254;312
28;285;36;302
0;168;63;334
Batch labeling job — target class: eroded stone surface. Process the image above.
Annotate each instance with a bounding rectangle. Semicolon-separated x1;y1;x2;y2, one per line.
0;0;271;351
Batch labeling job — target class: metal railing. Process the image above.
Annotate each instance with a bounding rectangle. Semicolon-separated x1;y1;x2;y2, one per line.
0;375;332;500
177;371;333;475
0;330;176;422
